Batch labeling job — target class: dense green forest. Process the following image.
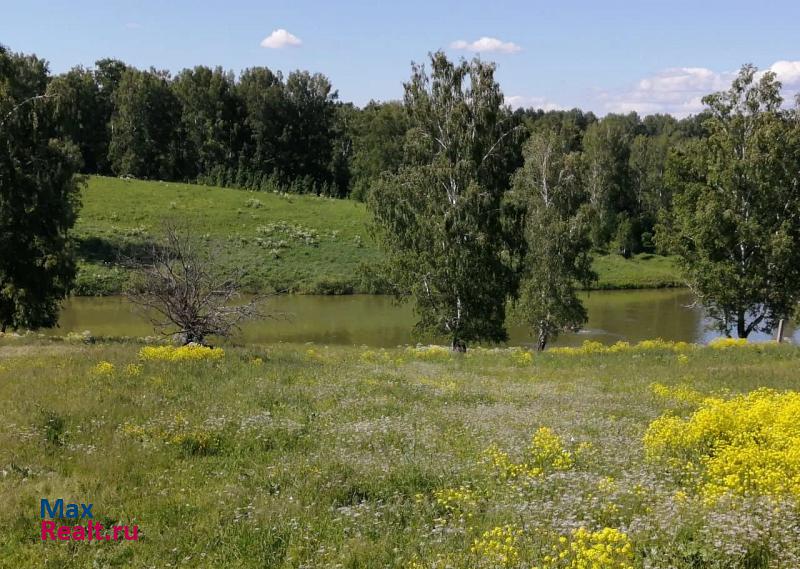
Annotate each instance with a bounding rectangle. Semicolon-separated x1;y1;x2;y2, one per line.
3;45;710;256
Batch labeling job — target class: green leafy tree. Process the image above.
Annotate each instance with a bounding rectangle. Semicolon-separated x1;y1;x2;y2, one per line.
0;46;83;331
525;109;597;153
328;102;356;198
92;58;129;175
582;113;640;250
510;128;595;350
659;65;800;338
348;101;409;201
172;66;243;183
630;133;672;231
368;52;517;350
236;66;286;189
108;68;183;179
280;71;337;193
49;66;108;173
611;213;636;258
94;58;129;104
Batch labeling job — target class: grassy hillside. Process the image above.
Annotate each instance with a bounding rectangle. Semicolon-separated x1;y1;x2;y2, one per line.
73;177;683;295
592;253;684;289
1;339;798;567
73;176;381;295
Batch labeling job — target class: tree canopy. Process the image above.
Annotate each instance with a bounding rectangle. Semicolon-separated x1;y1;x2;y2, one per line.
0;46;83;331
369;52;518;349
510;126;596;350
659;65;800;337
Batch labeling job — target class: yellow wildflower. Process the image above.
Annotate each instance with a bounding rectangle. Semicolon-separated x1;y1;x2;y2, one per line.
644;388;800;501
707;337;748;349
138;344;224;362
124;363;142;377
92;361;115;376
539;527;634;569
471;525;521;567
406;345;451;361
485;427;575;480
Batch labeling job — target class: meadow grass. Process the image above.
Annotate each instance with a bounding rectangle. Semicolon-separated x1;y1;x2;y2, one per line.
73;177;681;295
1;339;798;567
73;177;381;295
591;253;683;289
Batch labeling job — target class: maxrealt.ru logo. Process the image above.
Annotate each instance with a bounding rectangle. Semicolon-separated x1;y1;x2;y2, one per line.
40;499;139;542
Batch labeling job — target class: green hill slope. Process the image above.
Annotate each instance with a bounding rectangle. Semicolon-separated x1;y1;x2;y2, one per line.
73;176;683;295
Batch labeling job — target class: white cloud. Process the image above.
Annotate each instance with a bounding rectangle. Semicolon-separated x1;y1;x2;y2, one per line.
598;61;800;117
260;29;302;49
124;22;142;30
506;95;563;111
450;37;521;54
601;67;731;117
766;60;800;87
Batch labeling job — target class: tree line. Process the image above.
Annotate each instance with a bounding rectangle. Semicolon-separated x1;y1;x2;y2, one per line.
369;54;800;349
2;44;799;345
2;45;712;255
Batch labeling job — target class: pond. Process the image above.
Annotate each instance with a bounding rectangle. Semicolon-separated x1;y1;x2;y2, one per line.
49;289;797;347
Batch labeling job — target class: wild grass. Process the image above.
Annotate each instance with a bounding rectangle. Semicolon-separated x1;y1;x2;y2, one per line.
591;253;684;289
73;176;380;295
1;339;798;567
73;177;681;295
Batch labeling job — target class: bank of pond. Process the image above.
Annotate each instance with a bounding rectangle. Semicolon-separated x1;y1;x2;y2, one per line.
44;289;798;347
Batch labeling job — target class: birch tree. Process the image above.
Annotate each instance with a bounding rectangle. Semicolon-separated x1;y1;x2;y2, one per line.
368;52;519;350
510;128;595;350
660;65;800;338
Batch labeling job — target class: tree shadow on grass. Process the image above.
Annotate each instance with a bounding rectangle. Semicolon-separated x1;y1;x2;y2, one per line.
75;236;167;265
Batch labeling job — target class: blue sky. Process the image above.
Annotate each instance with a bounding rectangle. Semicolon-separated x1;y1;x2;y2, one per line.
2;0;799;116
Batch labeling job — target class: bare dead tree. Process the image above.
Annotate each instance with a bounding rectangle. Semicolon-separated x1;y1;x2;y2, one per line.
124;223;269;345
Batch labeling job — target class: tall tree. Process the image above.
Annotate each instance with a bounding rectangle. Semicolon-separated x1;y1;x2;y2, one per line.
172;66;243;184
328;102;356;198
94;58;128;103
368;52;517;350
630;134;670;221
510;128;595;350
236;66;286;189
92;58;129;175
49;66;108;173
526;109;597;153
108;68;182;180
0;46;83;331
659;65;800;338
582;113;640;252
348;101;409;201
280;71;337;192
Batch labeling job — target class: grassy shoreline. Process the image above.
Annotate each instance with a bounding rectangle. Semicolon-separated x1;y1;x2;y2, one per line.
1;339;798;567
73;176;683;296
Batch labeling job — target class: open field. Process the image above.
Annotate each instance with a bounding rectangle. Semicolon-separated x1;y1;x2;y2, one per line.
1;338;798;568
73;177;683;295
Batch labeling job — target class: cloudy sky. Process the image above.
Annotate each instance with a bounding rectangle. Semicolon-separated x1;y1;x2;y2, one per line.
2;0;799;117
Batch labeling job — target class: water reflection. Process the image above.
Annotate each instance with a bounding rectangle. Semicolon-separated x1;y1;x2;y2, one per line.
50;290;797;347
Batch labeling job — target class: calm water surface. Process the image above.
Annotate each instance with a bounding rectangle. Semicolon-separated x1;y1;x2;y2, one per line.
51;290;798;347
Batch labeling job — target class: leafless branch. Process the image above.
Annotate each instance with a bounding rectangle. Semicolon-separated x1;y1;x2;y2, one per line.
122;222;276;345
